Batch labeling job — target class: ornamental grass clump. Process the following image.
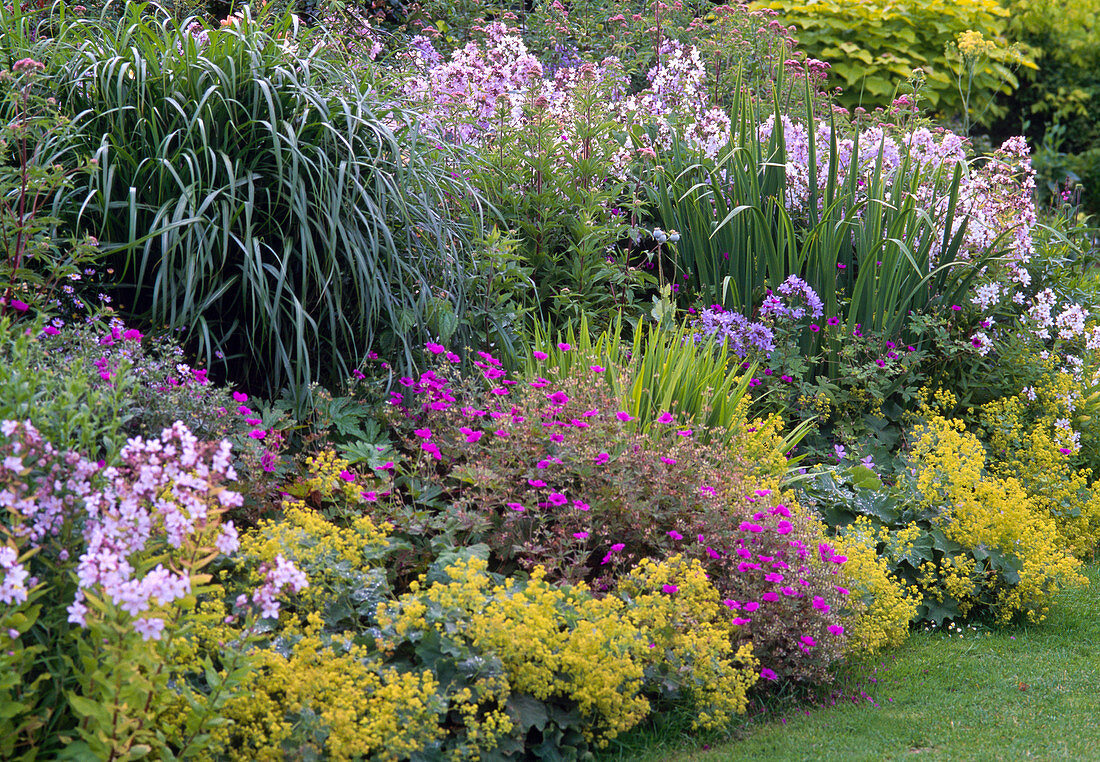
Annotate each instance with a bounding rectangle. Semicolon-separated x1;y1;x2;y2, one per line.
36;4;480;407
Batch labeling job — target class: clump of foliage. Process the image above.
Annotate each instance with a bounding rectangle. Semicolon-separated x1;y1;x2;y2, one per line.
753;0;1033;123
24;3;481;407
805;391;1088;627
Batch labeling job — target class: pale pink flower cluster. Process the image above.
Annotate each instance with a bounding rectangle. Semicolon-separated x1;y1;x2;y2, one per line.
401;23;544;143
0;545;29;604
67;423;247;638
248;555;310;619
0;420;98;544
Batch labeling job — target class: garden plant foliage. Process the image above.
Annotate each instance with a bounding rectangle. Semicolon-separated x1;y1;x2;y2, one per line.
1;0;1099;759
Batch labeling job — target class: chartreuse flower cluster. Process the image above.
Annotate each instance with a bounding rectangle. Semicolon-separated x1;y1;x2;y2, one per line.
910;405;1087;624
378;554;759;748
832;518;920;655
205;613;445;762
979;372;1100;558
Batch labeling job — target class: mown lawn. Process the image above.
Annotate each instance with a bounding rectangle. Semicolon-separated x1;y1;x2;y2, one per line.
606;565;1100;762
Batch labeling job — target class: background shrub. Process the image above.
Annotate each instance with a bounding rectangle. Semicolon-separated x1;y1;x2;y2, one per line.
753;0;1032;124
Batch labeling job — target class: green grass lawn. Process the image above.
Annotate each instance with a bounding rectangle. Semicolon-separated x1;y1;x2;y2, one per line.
606;565;1100;762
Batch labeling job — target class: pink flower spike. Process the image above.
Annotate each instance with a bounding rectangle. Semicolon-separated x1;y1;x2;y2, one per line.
656;411;675;424
533;350;549;360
